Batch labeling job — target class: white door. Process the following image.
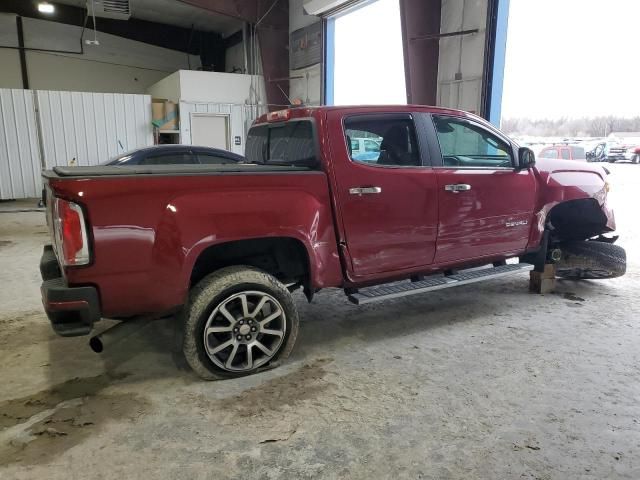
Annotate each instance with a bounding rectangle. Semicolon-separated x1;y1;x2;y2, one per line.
190;114;230;149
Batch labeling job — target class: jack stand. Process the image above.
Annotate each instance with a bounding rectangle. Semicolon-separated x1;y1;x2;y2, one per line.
529;263;556;294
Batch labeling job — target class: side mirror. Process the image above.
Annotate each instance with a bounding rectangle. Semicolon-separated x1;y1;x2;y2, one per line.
517;147;535;169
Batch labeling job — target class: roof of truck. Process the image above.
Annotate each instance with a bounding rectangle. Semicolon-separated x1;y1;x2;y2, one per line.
254;104;479;125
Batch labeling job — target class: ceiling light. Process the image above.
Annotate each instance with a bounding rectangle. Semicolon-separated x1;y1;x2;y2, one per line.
38;2;55;14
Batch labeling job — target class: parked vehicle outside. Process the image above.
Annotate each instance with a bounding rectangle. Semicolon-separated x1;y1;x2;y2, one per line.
104;144;245;166
539;145;587;161
40;105;625;380
348;136;382;162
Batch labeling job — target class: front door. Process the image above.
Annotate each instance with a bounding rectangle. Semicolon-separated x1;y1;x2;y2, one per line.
328;112;439;278
429;114;537;264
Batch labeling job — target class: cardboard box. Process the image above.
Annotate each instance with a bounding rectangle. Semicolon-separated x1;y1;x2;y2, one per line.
152;99;178;131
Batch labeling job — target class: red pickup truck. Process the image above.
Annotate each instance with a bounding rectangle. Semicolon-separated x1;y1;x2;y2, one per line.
40;105;625;379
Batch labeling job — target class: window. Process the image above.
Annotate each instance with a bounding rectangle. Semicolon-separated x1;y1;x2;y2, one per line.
139;153;195;165
344;115;421;166
570;147;585;160
540;148;558;159
245;121;318;168
432;116;513;168
560;148;571;160
198;153;237;165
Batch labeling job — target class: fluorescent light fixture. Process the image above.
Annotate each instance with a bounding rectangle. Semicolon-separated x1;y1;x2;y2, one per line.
38;2;55;14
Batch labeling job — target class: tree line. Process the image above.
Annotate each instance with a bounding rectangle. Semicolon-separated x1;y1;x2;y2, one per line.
501;116;640;137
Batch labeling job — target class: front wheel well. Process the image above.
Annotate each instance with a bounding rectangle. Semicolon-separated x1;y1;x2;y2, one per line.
547;198;608;242
190;237;311;293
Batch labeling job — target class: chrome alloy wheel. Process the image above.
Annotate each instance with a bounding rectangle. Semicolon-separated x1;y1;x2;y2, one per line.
203;291;286;372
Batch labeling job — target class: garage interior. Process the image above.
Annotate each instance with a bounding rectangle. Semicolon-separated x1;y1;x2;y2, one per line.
0;0;638;478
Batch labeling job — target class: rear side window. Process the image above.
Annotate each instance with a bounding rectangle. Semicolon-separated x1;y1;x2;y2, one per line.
540;148;558;159
344;115;420;167
570;146;585;160
560;148;571;160
139;153;195;165
245;121;317;168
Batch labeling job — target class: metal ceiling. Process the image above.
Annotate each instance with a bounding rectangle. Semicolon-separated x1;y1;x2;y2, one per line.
54;0;243;36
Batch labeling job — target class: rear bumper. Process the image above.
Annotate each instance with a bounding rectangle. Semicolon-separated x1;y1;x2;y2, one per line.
40;245;100;337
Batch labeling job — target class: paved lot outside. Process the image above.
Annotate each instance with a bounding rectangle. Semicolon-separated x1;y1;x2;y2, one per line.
0;163;638;479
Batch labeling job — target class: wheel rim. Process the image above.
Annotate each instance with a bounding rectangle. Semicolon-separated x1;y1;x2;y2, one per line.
203;291;286;372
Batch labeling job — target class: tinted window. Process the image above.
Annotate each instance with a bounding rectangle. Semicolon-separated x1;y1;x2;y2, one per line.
198;153;237;165
433;116;512;168
570;146;585;160
245;121;317;167
139;153;195;165
540;148;558;159
245;125;268;163
344;115;420;166
560;148;571;160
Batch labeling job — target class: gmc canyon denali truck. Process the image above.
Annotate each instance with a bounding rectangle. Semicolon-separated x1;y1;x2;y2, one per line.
40;106;625;380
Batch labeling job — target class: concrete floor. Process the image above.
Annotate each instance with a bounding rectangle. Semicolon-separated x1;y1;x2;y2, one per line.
0;163;638;479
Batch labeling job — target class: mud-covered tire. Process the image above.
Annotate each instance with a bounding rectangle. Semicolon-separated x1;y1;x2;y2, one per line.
556;241;626;280
180;266;299;380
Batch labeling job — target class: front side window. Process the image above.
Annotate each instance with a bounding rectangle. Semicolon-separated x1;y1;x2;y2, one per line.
432;116;513;168
198;154;237;165
344;115;420;166
540;148;558;159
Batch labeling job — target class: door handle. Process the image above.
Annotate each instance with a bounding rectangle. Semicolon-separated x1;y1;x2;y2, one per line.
349;186;382;195
444;183;471;193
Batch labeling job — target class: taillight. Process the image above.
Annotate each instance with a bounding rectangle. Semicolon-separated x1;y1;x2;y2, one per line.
53;198;90;266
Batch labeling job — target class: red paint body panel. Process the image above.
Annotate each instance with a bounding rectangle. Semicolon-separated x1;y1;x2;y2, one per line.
49;172;342;317
44;105;617;321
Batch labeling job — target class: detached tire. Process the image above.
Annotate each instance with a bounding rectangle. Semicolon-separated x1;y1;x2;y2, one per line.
181;266;299;380
556;241;626;280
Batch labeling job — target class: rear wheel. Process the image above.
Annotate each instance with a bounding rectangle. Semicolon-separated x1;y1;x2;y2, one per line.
633;154;639;164
556;240;626;280
181;266;299;380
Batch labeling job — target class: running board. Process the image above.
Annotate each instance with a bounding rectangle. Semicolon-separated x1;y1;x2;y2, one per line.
348;263;534;305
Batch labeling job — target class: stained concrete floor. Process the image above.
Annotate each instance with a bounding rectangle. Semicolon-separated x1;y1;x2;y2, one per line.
0;163;638;479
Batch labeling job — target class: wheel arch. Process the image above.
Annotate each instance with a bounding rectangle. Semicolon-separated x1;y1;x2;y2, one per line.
187;236;314;298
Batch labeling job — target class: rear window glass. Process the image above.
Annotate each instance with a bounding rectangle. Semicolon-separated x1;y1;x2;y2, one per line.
245;121;317;168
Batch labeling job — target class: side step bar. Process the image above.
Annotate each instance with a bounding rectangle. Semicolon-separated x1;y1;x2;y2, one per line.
348;263;534;305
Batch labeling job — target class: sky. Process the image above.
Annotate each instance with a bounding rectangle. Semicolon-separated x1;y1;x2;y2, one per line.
502;0;640;119
332;0;406;105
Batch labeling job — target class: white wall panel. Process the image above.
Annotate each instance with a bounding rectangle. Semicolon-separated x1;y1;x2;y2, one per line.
37;91;152;168
179;102;266;155
0;89;41;199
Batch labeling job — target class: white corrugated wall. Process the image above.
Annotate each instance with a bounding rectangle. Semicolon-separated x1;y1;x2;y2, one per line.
37;91;152;168
0;89;152;199
0;89;42;199
179;102;266;155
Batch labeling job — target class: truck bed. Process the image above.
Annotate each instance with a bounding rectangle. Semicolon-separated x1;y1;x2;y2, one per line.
46;163;311;178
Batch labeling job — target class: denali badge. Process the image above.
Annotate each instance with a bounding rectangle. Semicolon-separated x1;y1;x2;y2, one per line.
506;220;528;227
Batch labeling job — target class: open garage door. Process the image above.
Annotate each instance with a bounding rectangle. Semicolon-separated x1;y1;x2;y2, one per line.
324;0;407;105
321;0;510;124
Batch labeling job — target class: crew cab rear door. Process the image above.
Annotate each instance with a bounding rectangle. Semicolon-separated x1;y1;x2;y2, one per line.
427;114;537;263
326;111;438;279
